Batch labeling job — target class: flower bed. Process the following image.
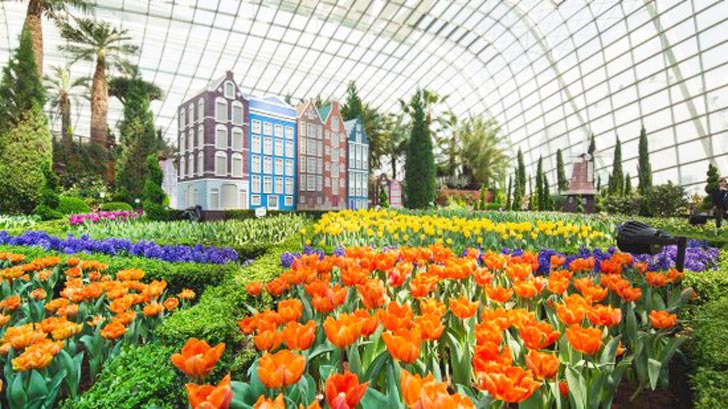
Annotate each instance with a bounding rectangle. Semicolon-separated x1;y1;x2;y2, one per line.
68;210;142;226
173;244;692;408
0;252;196;408
0;230;238;264
309;209;612;252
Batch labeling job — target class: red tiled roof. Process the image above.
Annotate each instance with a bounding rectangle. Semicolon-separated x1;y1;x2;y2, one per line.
565;159;595;195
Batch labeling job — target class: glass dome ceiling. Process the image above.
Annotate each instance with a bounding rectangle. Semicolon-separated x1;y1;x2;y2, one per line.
0;0;726;191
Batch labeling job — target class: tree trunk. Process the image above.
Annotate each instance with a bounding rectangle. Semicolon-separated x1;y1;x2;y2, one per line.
90;57;108;152
25;0;44;78
61;96;71;147
391;155;397;180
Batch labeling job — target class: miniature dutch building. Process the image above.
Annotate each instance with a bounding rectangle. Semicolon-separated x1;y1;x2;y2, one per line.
295;100;324;210
344;117;369;209
319;101;348;210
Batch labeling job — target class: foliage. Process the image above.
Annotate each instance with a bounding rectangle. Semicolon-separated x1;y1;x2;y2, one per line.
506;176;512;210
44;64;88;145
691;367;728;409
457;117;509;189
608;137;623;196
704;163;720;207
688;296;728;369
641;182;687;217
536;156;544;211
0;27;45;133
340;81;363;121
597;193;641;215
0;105;52;214
100;201;133;211
63;343;185;409
512;149;525;211
378;184;389;208
115;78;159;203
142;154;168;221
108;66;163;105
588;133;596;158
637;126;652;195
53;141;110;190
404;89;436;209
381;112;409;179
624;173;632;196
542;175;552;211
0;215;40;230
57;196;91;215
556;149;568;192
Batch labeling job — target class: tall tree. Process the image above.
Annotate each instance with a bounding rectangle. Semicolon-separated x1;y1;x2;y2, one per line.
542;174;551;211
114;77;158;203
0;28;46;133
44;65;88;146
142;154;167;220
404;89;435;209
637;125;652;195
608;137;623;196
536;156;544;211
458;117;509;189
58;17;138;152
556;149;568;192
506;175;512;210
587;133;596;158
109;64;162;105
624;173;632;195
25;0;90;77
705;163;720;199
382;112;409;179
341;81;363;121
512;149;526;211
527;174;534;210
361;104;386;171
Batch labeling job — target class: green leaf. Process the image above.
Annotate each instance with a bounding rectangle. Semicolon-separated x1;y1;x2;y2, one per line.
647;358;662;390
364;352;389;386
518;389;542;409
446;330;470;386
360;388;390;407
599;335;622;366
348;344;363;379
9;373;27;409
565;366;587;409
307;343;337;363
659;337;685;368
27;370;48;403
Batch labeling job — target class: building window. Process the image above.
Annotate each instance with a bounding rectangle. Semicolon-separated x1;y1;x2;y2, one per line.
179;109;185;130
307;124;315;138
317;125;322;139
216;126;227;149
240;189;247;209
325;146;331;155
285;196;293;207
316;176;323;192
332;147;338;161
340;131;346;143
317;158;323;173
299;137;307;154
341;178;346;188
197;125;204;147
285;140;293;157
349;146;355;168
332;116;339;130
285;126;293;139
232;103;243;125
356;146;362;169
307;139;316;156
263;122;273;136
299;158;306;173
197;152;204;176
210;189;219;210
349;179;354;196
263;176;272;193
362;147;368;169
285;177;293;194
285;159;293;176
307;158;315;173
332;176;338;195
215;99;227;122
307;175;315;192
215;152;227;176
198;99;204;120
232;128;243;150
232;154;243;177
251;175;261;193
274;177;283;194
251;194;261;206
263;137;273;155
187;131;193;152
325;177;330;188
299;123;306;137
179;157;185;180
187;106;193;126
275;158;283;175
317;141;323;157
274;140;283;156
299;175;306;191
252;120;261;134
179;134;185;153
252;155;261;173
188;154;194;177
252;135;261;153
224;81;234;99
325;162;330;172
268;195;278;209
274;124;283;137
263;157;272;174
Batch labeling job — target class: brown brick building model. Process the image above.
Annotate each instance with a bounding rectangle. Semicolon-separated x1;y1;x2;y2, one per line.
319;101;348;210
296;100;324;210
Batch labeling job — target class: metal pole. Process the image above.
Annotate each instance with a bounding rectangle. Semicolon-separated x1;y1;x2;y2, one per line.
675;236;687;272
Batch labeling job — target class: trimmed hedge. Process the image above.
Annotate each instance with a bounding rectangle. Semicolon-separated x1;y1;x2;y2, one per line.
62;343;186;409
100;201;134;211
0;244;240;296
689;297;728;370
691;367;728;409
58;196;91;215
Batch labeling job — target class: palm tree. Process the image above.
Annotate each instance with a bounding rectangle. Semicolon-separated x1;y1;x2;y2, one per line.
382;112;410;179
24;0;90;77
458;117;509;189
109;63;163;105
44;65;88;146
58;17;138;152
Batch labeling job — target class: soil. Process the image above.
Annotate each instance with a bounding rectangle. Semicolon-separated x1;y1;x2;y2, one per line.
612;358;692;409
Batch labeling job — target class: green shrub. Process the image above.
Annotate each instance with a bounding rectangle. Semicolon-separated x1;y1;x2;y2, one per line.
691;367;728;409
641;182;688;217
63;343;186;409
33;204;64;221
685;268;728;307
689;297;728;369
57;196;91;215
100;201;134;211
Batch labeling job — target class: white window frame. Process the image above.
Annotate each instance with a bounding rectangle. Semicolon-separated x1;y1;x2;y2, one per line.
263;137;273;155
274;177;283;194
263;157;272;174
179;157;186;180
232;102;244;125
275;158;283;175
267;195;278;209
299;137;307;154
188;154;194;177
252;119;262;134
215;126;227;149
252;155;261;173
285;126;293;139
299;175;306;191
263;122;273;136
251;194;261;206
197;152;204;176
198;99;204;120
187;131;193;152
215;98;227;122
251;175;261;193
307;157;315;174
232;128;243;151
179;109;185;129
316;175;323;192
300;158;306;173
187;105;193;126
179;134;185;153
285;140;293;157
210;188;220;210
285;159;293;176
274;124;283;137
285;177;293;194
263;176;272;193
274;139;283;156
224;81;234;99
285;196;293;207
232;153;243;177
299;123;306;137
252;135;261;153
215;152;227;176
307;175;316;192
197;125;204;147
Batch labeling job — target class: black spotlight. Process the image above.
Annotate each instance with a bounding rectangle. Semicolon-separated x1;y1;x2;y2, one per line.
616;221;687;272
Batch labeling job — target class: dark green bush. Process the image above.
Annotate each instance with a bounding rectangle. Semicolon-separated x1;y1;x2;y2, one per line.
596;193;642;215
100;201;134;211
33;204;64;221
63;343;186;409
691;367;728;409
689;297;728;369
685;269;728;307
57;196;91;215
642;182;688;217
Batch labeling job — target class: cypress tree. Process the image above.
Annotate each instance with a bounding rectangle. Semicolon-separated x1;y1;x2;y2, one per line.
608;137;623;196
528;174;534;210
142;154;168;220
543;174;551;211
0;27;45;133
115;78;158;203
596;175;602;193
506;175;512;210
536;156;544;211
556;149;568;191
517;149;526;196
341;81;363;121
587;133;596;159
404;89;436;209
512;149;526;210
624;173;632;195
705;163;720;199
637;125;652;195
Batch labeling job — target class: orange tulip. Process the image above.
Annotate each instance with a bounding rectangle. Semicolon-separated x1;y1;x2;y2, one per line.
473;343;512;373
186;374;233;409
477;365;541;403
565;326;603;355
254;329;283;351
171;338;226;380
325;370;369;409
484;286;513;304
473;267;493;287
646;272;668;288
547;277;570;294
568;257;595;272
649;310;677;329
178;288;196;300
518;321;560;350
378;301;413;331
513;280;540;299
246;281;263;296
323;313;363;348
555;303;586;326
587;304;622;327
357;279;386;309
143;302;164;317
550;255;566;268
409;273;439;298
265;278;290;297
617;286;642;302
277;299;303;323
257;350;306;389
479;307;512;330
100;320;127;340
506;263;532;281
282;320;316;351
419;298;446;318
449;296;479;319
474;321;503;346
164;297;180;311
353;309;379;337
401;369;470;409
524;349;559;380
415;314;444;341
254;393;285;409
383;327;421;363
